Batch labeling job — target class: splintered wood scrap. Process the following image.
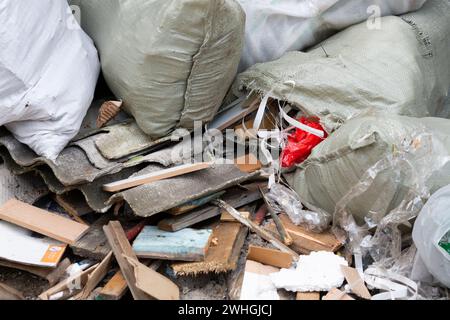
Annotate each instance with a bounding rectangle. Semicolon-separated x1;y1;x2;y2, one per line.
53;194;90;225
0;199;89;245
322;288;354;301
296;292;320;300
0;283;24;300
39;263;100;300
73;252;113;300
103;221;150;300
247;245;293;269
96;100;122;128
171;222;247;276
221;210;250;222
213;200;299;259
103;221;179;300
259;187;293;246
265;214;341;254
341;266;372;300
103;162;212;192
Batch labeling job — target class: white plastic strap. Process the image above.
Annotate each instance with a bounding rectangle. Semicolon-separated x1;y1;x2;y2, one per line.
278;107;325;138
253;93;271;131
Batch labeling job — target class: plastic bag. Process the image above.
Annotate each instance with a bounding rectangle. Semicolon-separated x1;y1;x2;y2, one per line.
412;184;450;288
237;0;427;71
281;117;327;168
266;183;331;232
0;0;100;160
75;0;245;139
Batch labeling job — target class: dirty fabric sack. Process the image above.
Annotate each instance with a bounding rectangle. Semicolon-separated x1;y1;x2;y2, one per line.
412;184;450;288
0;0;100;160
292;113;450;225
237;0;450;132
237;0;427;71
75;0;245;139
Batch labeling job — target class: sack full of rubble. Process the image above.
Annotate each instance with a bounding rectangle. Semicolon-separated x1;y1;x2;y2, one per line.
237;0;450;132
74;0;245;139
237;0;428;71
292;113;450;225
0;0;100;160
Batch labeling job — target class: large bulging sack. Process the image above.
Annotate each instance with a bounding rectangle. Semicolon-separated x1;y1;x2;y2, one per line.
0;0;100;160
75;0;245;138
292;114;450;225
237;0;427;71
237;0;450;132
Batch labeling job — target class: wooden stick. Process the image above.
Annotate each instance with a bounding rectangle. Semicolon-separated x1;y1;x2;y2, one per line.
103;162;211;192
259;187;293;246
213;200;299;259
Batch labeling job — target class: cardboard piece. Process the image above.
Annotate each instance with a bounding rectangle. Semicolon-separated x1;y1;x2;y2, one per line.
240;260;279;300
341;266;372;300
0;221;66;267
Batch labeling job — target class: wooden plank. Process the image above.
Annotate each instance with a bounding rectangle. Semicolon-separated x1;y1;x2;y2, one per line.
214;200;299;258
322;288;354;300
296;292;320;300
221;211;250;222
98;261;162;301
341;266;372;300
39;263;99;300
103;221;150;300
266;214;342;254
132;226;213;261
171;222;247;276
103;162;211;192
0;283;24;300
247;245;293;269
158;189;261;232
0;199;89;245
167;192;225;216
74;252;113;300
97;270;128;301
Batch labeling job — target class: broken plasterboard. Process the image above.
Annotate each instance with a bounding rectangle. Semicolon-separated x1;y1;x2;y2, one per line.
240;260;280;300
0;221;66;267
132;226;213;262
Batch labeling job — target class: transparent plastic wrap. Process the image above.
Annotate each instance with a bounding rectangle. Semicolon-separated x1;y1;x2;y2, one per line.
332;129;450;263
267;183;331;233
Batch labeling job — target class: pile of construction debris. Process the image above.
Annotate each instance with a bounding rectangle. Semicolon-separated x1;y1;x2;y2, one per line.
1;0;450;301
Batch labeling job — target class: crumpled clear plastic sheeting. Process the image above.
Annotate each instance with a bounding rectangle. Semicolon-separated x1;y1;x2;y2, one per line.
267;183;331;232
333;132;449;263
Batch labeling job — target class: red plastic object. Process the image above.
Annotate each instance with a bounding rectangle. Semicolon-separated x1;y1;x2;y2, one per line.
281;117;327;168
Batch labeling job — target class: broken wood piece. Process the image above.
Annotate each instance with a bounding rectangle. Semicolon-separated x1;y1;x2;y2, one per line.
221;210;250;222
266;214;342;254
103;162;212;192
103;221;150;300
39;263;99;300
0;283;24;300
132;226;213;261
322;288;354;300
74;252;113;300
260;187;293;246
214;200;299;259
124;256;179;300
158;189;261;232
172;222;247;276
234;154;262;173
341;266;372;300
247;245;293;269
97;270;128;301
0;199;89;245
98;261;162;300
97;100;122;128
296;292;321;300
253;204;268;225
167;192;225;216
